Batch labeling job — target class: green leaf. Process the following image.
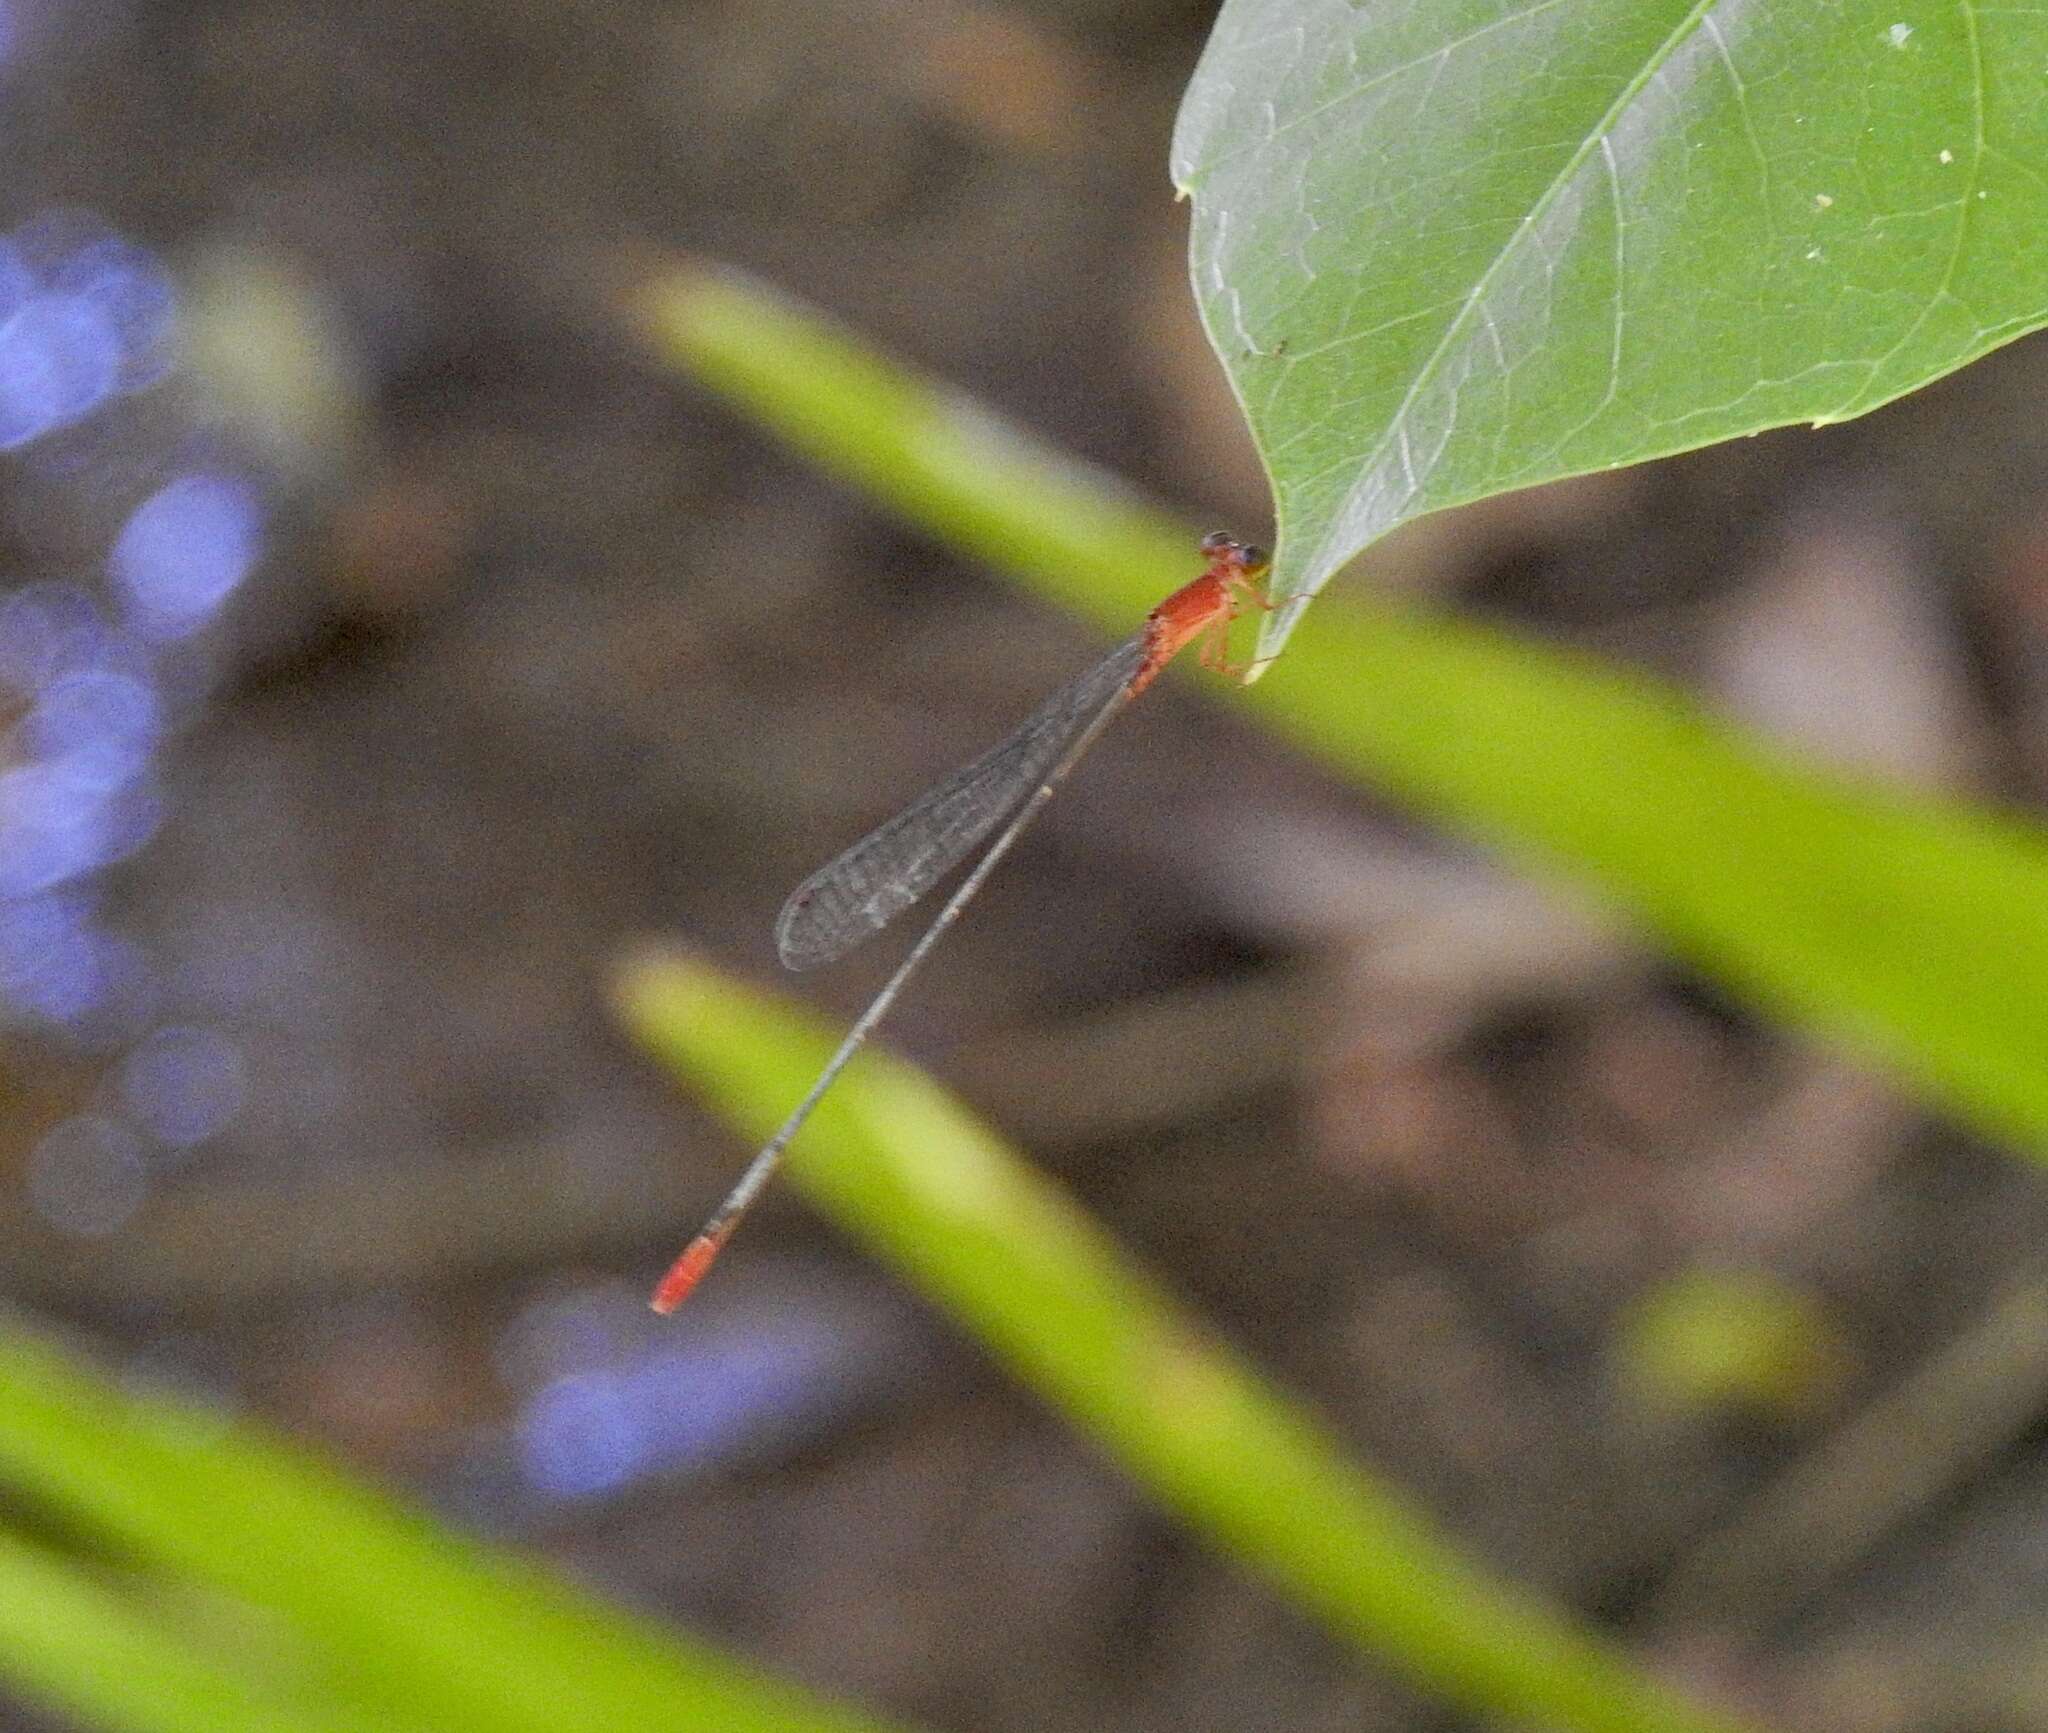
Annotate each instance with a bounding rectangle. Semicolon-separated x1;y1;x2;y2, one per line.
0;1329;915;1733
1173;0;2048;658
619;954;1759;1733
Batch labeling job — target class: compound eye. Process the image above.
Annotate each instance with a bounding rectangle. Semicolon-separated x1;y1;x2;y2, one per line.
1241;544;1270;568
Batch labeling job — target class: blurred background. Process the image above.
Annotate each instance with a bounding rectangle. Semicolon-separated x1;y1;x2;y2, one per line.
7;2;2048;1730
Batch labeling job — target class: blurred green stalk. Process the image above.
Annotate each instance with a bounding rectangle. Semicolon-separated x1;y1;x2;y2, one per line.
619;954;1759;1733
0;1525;381;1733
0;1328;916;1733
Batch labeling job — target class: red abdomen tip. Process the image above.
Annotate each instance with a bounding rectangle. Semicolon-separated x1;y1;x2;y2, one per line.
650;1234;723;1314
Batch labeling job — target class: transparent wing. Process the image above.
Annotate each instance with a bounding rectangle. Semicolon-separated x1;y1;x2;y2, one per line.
775;632;1148;970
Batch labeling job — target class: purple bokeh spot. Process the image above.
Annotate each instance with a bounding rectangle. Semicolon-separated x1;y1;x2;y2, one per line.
0;237;31;321
120;1025;245;1148
0;292;124;447
27;1115;147;1235
496;1286;640;1391
0;889;99;1020
520;1375;647;1499
110;473;263;637
0;764;162;895
53;237;177;393
27;668;162;791
518;1320;843;1501
0;584;106;693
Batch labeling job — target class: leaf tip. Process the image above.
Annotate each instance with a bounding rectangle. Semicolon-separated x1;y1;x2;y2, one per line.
611;941;717;1033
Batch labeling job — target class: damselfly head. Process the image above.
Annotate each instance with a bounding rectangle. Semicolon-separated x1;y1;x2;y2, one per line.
1199;530;1268;575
